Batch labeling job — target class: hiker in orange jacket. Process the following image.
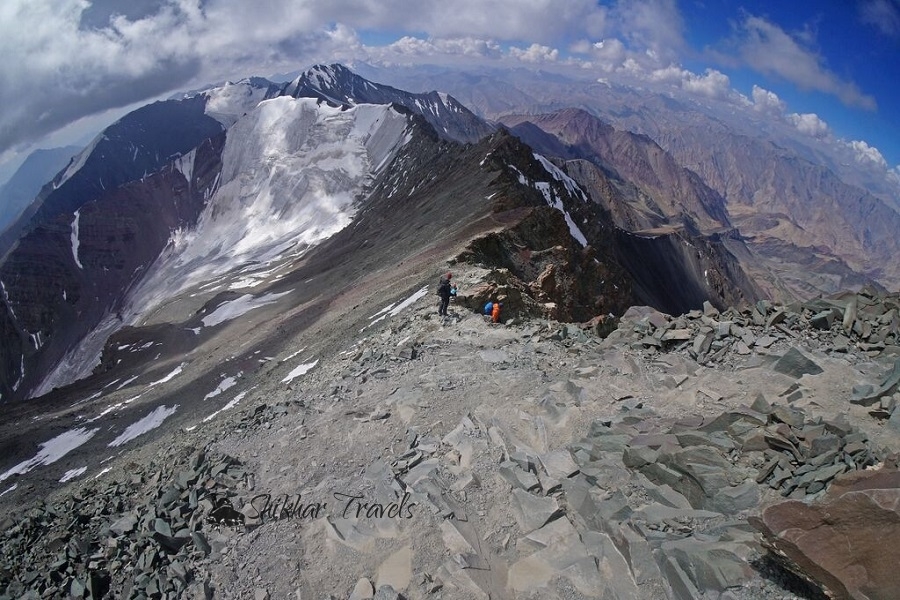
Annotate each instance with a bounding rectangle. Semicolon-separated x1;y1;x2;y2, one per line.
491;301;502;323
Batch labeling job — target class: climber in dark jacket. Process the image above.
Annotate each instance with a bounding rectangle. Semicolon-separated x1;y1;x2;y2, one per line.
437;272;453;316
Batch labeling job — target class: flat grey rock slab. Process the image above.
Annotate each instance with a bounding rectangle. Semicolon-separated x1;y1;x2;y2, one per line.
511;488;561;533
772;347;824;378
538;449;579;480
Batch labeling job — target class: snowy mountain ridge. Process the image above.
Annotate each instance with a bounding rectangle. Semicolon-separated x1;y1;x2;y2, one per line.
32;98;416;398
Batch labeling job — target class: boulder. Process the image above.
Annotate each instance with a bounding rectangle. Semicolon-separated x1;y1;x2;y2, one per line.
751;469;900;600
772;348;823;378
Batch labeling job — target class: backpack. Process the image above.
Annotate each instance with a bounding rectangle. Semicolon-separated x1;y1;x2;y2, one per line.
437;278;451;296
483;302;493;315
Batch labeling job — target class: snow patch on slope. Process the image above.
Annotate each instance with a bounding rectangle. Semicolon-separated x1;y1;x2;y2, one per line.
148;363;185;387
174;148;196;186
71;209;84;269
108;404;178;447
201;291;291;327
0;427;99;482
282;359;319;383
203;376;238;401
57;134;104;188
203;389;250;423
509;160;589;247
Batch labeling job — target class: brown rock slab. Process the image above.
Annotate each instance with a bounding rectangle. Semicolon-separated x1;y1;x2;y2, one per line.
751;469;900;600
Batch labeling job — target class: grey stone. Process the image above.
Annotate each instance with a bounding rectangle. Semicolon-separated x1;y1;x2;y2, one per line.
499;462;540;491
510;488;562;533
662;554;702;600
675;431;735;452
348;578;375;600
664;539;752;592
703;301;719;318
478;349;509;363
850;360;900;406
843;295;858;332
692;331;714;357
191;531;211;556
749;393;771;414
153;518;173;537
623;445;659;469
754;335;778;348
772;347;824;378
538;449;580;480
109;513;138;536
373;585;400;600
810;310;837;330
711;481;759;514
662;329;693;342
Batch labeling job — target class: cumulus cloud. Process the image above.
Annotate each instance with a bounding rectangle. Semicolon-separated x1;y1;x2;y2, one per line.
788;112;830;138
644;65;731;99
371;36;504;64
0;0;612;158
730;15;877;111
751;85;787;115
859;0;900;37
508;44;559;63
848;140;888;168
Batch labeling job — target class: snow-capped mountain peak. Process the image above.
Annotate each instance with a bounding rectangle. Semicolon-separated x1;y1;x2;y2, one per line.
283;63;494;144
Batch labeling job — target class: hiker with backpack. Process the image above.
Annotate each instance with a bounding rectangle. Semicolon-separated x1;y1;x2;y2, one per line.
437;272;453;316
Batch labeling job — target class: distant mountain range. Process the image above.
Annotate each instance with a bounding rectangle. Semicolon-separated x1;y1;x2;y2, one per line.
0;63;896;403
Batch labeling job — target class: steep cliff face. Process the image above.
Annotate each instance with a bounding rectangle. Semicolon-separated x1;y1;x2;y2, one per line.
613;228;763;314
0;135;225;401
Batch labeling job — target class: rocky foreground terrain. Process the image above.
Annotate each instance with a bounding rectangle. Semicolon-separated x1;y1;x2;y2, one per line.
2;264;900;600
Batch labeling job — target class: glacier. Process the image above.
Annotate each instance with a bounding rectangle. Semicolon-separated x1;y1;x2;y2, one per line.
124;97;413;322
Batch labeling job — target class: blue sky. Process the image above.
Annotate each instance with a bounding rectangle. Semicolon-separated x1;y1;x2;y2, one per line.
0;0;897;185
679;0;899;165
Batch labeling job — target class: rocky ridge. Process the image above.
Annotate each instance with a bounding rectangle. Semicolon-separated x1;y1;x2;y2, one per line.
1;267;899;600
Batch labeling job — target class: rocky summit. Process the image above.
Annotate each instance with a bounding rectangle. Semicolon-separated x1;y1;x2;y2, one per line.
2;264;899;600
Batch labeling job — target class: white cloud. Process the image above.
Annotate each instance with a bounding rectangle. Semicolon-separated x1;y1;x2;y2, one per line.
732;15;877;111
508;44;559;63
645;65;730;99
751;85;786;115
681;69;730;99
788;112;829;138
373;36;503;62
859;0;900;37
848;140;888;168
590;38;628;72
